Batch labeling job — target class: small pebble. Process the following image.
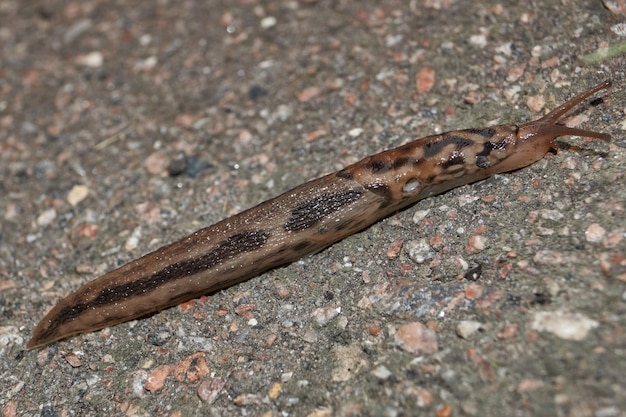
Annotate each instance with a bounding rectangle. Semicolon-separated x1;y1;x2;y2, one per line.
526;94;545;113
67;184;89;206
248;85;267;100
75;51;103;67
268;382;282;399
530;311;599;341
173;352;210;383
469;33;487;48
372;365;392;380
405;239;434;264
144;365;172;392
395;322;438;355
456;320;484;339
260;16;277;29
539;209;564;221
412;209;431;223
36;208;56;226
134;56;157;71
533;250;563;265
144;150;169;175
197;377;226;404
387;239;403;258
233;394;262;405
466;235;486;254
415;66;435;94
147;329;171;346
167;152;188;177
585;223;607;243
348;128;363;137
132;370;148;398
64;352;82;368
298;86;321;102
311;306;340;325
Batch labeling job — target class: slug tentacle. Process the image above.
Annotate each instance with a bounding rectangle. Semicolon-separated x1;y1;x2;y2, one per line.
518;80;611;143
27;81;611;349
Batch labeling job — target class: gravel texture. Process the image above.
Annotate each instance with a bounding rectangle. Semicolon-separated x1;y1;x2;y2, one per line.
1;1;625;416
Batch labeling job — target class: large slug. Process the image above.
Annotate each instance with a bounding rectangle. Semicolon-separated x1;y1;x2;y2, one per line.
28;80;611;349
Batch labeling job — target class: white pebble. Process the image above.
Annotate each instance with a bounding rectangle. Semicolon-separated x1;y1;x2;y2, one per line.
469;33;487;48
37;208;57;226
75;51;103;68
530;311;598;341
412;209;430;223
348;128;363;137
260;16;277;29
405;239;434;264
311;306;341;325
456;320;484;339
372;365;392;380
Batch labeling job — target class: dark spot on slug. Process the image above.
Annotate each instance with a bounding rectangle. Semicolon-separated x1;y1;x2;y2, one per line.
475;139;507;168
423;135;473;158
336;170;354;180
476;155;491;169
292;240;313;252
284;190;363;232
37;230;270;341
365;159;389;174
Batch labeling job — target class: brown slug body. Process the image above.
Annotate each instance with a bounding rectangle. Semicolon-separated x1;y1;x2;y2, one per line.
28;81;612;349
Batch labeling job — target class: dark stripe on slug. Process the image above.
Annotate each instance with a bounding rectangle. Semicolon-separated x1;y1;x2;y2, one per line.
365;157;414;175
35;230;270;342
440;153;465;169
466;127;496;138
392;157;410;170
440;165;467;178
365;183;393;201
284;190;363;232
476;142;494;159
423;136;473;158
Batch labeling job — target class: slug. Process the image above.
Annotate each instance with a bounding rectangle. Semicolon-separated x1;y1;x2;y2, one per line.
27;80;611;349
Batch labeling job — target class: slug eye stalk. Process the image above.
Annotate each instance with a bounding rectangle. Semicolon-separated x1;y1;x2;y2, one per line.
487;80;612;174
518;80;611;144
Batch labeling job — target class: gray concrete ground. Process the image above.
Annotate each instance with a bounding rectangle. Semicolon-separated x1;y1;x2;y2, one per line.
1;0;624;416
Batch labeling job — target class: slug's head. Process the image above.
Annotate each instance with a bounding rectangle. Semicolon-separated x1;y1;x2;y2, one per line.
335;81;611;209
498;80;611;173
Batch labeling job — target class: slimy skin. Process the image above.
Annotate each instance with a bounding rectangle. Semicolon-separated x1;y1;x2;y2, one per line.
27;81;611;349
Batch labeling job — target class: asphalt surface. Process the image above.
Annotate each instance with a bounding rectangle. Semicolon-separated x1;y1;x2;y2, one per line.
1;1;625;416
